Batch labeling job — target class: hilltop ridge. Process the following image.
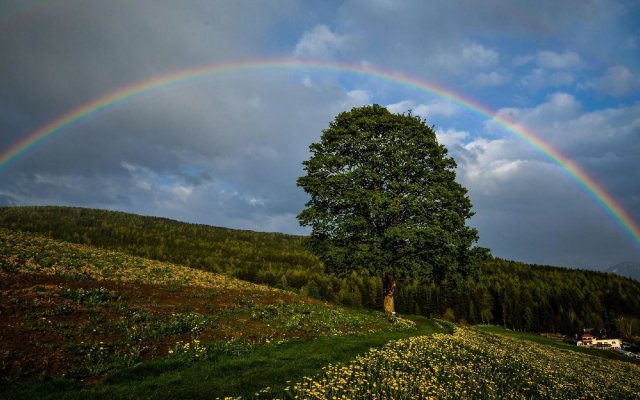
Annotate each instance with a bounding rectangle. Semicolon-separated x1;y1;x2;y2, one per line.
607;261;640;281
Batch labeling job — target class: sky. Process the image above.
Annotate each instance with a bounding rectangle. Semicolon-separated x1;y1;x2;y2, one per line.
1;0;639;269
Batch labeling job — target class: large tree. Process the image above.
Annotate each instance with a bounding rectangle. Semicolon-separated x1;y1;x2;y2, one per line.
297;104;482;313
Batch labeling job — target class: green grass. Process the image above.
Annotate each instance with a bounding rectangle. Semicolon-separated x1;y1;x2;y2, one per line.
286;326;640;399
1;317;446;400
0;228;428;389
474;325;637;365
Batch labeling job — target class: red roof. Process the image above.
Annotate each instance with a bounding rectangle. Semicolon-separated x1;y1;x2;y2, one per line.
581;333;593;339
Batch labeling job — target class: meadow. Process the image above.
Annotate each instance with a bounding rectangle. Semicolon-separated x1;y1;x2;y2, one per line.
1;211;640;399
475;325;638;364
0;228;439;399
285;326;640;400
2;206;639;336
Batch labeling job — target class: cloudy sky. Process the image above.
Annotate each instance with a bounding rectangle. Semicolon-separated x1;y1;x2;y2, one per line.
1;0;639;269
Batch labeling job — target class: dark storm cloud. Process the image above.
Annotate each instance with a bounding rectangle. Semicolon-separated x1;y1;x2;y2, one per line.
1;47;368;232
1;0;300;144
0;193;19;206
333;0;636;79
1;0;638;268
1;0;304;217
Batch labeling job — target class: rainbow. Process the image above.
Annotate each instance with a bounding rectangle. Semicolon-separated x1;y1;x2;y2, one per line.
2;58;639;248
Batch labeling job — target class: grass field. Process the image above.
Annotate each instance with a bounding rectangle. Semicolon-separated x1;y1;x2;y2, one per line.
475;325;639;365
0;228;444;399
2;228;640;399
287;326;640;399
2;317;445;400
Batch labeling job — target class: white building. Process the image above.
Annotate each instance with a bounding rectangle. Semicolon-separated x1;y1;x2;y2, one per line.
576;332;622;349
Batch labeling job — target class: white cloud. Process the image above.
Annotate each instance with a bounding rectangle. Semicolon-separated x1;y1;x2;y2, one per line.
346;89;371;103
367;0;399;10
513;54;535;66
471;71;511;87
487;93;582;137
170;185;194;202
302;77;313;87
550;105;640;155
513;51;583;70
535;50;583;70
386;99;458;119
453;96;640;267
436;128;468;147
294;24;347;59
339;89;371;109
490;94;640;152
591;66;638;97
429;42;499;75
461;42;499;68
514;50;582;90
455;137;533;196
521;69;575;89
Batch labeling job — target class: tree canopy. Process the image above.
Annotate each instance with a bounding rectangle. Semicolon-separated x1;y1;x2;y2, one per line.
297;105;483;312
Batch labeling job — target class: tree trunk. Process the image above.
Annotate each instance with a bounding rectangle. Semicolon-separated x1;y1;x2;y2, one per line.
383;274;397;314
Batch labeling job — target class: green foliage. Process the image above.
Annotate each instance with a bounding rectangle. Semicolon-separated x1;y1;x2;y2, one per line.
63;342;143;378
476;258;640;334
2;207;640;398
303;280;321;299
297;105;481;284
123;313;216;341
0;205;320;282
613;316;639;340
60;286;120;306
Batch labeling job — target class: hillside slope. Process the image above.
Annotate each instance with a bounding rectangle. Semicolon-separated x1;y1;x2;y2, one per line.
0;228;415;385
286;326;640;399
2;206;640;335
1;210;639;399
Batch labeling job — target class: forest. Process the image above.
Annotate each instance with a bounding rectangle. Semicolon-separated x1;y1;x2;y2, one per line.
1;206;639;336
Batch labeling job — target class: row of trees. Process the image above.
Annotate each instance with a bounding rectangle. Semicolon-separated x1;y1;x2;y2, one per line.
2;205;639;336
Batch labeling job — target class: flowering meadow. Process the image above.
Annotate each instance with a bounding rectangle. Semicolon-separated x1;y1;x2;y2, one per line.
285;326;640;399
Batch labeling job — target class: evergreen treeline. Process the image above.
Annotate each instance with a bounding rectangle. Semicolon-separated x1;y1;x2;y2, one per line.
1;206;639;335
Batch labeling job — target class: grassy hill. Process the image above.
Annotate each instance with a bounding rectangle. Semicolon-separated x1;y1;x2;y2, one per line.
0;228;433;399
1;206;639;335
1;209;639;399
286;325;640;399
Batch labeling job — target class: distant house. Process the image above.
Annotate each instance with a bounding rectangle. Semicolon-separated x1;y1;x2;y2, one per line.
576;332;622;349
